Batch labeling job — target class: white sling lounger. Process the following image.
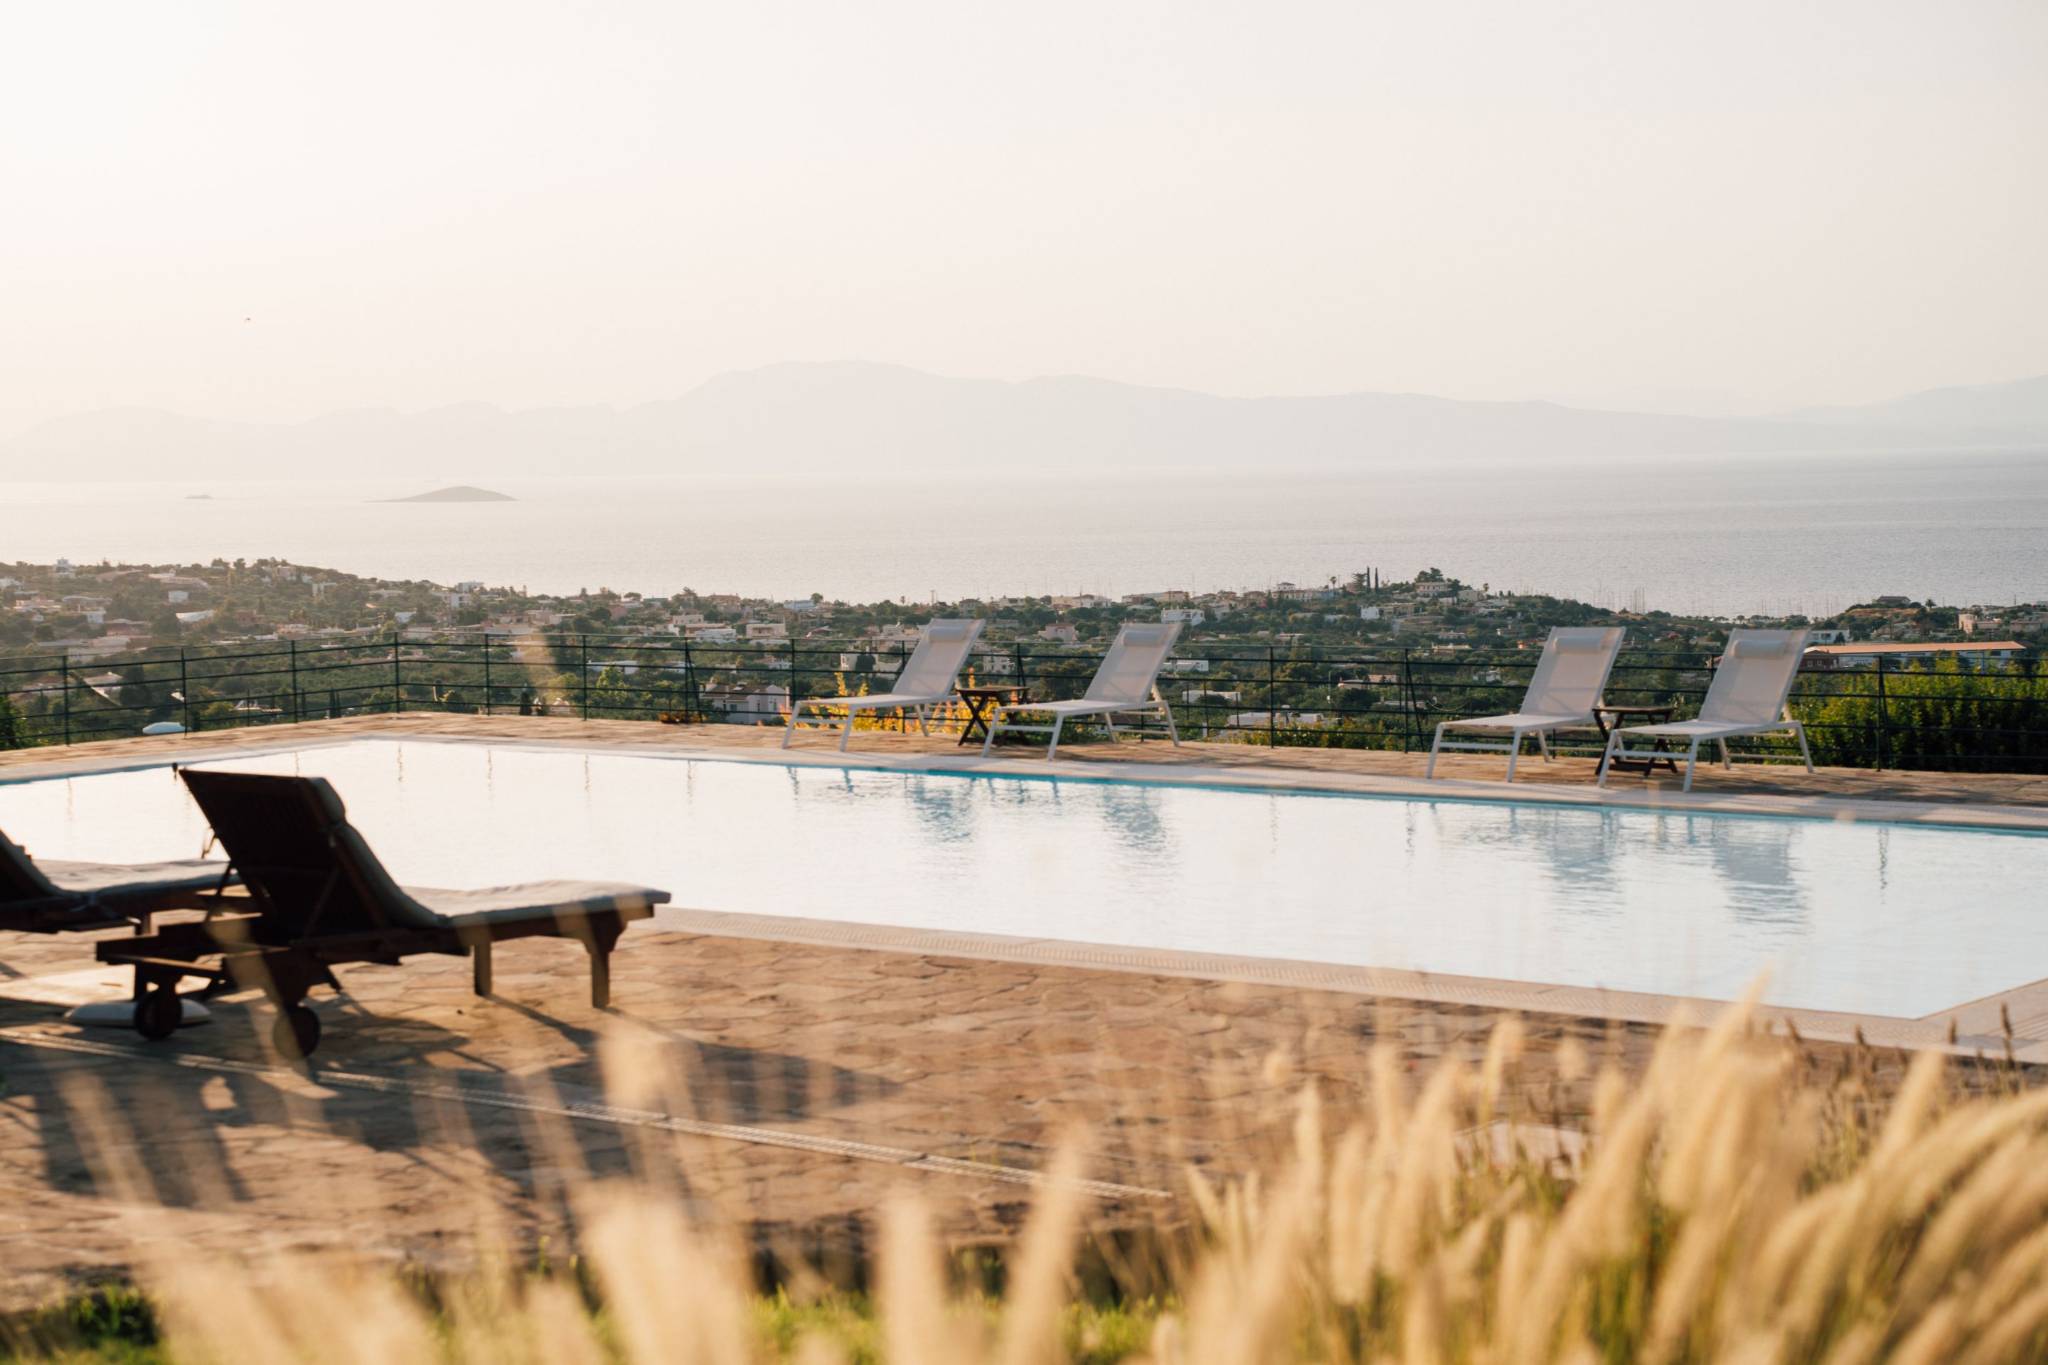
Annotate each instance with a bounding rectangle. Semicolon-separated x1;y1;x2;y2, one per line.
1597;628;1814;792
783;618;986;752
1426;626;1625;782
981;621;1183;760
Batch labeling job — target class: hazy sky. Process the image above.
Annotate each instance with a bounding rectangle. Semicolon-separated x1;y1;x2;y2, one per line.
2;0;2043;438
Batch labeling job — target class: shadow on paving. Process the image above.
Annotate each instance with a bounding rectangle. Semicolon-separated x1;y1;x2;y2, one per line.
0;987;901;1214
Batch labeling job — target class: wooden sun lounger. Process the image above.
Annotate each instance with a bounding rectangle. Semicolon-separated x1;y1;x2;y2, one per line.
2;828;235;935
97;769;668;1057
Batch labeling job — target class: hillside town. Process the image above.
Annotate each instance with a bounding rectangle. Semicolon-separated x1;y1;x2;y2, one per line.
3;557;2042;671
1;554;2038;754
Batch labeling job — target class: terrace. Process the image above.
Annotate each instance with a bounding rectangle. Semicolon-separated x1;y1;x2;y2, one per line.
1;706;2045;1306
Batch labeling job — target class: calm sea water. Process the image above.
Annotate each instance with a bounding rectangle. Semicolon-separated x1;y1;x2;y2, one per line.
2;450;2042;616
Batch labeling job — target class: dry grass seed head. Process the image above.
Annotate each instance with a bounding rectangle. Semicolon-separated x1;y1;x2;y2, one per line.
995;1143;1091;1365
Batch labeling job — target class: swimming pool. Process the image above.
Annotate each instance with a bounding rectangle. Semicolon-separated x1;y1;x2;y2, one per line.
2;738;2042;1019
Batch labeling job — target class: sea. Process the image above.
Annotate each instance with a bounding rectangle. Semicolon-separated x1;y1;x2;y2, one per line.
2;449;2043;617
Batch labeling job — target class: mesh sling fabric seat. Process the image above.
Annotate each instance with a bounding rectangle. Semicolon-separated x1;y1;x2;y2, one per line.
1425;626;1626;782
783;618;987;752
2;827;234;935
1597;628;1815;792
97;769;667;1056
981;621;1183;760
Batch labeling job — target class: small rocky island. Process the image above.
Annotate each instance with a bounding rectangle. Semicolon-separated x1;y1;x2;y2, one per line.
381;485;515;503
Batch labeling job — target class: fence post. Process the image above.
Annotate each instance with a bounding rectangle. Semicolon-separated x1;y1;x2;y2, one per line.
580;635;590;720
179;648;191;732
681;637;700;722
789;634;799;720
1324;651;1336;749
60;652;71;746
482;636;493;716
1402;648;1415;753
894;641;907;732
1875;655;1888;772
392;633;403;713
288;639;300;722
1014;642;1027;700
1266;645;1277;748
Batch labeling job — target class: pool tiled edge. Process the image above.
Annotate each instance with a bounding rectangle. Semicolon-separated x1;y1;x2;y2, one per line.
650;904;2048;1066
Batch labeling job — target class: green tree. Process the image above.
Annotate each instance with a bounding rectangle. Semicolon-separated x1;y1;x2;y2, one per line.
1794;659;2048;771
0;695;27;749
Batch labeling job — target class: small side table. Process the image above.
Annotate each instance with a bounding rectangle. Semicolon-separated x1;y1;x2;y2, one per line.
955;685;1026;746
1593;704;1680;777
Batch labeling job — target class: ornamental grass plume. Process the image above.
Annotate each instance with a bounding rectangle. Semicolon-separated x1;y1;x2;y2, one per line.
15;999;2048;1363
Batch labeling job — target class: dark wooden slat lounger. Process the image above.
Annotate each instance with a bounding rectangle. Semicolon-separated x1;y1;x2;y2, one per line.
2;828;235;935
97;770;668;1058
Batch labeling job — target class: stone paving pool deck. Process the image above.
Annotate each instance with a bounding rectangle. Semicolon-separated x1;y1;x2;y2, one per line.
0;715;2042;1305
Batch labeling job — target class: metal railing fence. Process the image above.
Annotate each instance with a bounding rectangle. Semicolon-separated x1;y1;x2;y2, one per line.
2;634;2044;773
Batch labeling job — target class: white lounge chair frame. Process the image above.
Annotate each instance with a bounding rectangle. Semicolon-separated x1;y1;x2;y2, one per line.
1597;628;1815;792
1425;627;1626;782
782;618;987;752
981;621;1183;760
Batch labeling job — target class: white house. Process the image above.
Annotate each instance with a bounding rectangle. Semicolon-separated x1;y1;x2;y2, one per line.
717;685;789;724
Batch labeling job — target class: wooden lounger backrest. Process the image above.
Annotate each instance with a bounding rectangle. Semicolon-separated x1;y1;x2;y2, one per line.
0;829;61;905
179;769;441;940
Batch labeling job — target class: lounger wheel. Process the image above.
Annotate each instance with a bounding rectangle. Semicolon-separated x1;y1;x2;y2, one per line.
272;1004;322;1060
134;984;183;1041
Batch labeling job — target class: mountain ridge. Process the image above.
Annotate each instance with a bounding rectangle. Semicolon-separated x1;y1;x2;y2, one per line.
4;362;2042;482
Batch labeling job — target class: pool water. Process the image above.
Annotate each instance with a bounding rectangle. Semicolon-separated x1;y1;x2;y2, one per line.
2;739;2043;1019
